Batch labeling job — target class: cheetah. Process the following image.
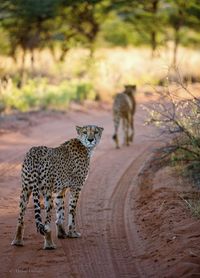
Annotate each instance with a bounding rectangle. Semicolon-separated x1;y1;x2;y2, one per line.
112;85;136;148
11;125;103;250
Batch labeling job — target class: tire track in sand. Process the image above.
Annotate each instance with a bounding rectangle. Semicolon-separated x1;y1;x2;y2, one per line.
60;141;156;278
0;108;159;277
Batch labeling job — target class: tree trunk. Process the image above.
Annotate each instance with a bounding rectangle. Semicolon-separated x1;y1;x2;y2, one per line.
89;43;95;59
151;31;157;57
173;28;180;67
18;48;26;88
30;50;35;75
59;44;69;62
150;0;159;57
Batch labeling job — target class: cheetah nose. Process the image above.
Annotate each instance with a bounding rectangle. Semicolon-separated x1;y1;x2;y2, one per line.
88;138;94;143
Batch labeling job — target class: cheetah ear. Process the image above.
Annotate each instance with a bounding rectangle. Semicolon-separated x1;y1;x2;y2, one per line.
76;126;82;134
99;127;104;132
124;84;136;90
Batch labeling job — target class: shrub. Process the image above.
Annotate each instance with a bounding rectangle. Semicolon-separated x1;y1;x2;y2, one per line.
144;73;200;218
144;82;200;165
1;78;94;112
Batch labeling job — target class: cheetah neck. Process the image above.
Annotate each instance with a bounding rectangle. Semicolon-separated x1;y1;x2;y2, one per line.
86;145;96;158
76;138;96;158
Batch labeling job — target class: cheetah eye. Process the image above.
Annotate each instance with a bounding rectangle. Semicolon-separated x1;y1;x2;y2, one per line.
94;130;99;134
83;131;87;135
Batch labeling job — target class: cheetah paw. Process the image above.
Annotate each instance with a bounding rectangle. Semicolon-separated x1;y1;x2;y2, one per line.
66;231;81;238
57;232;68;239
43;242;56;250
11;239;24;246
56;225;68;239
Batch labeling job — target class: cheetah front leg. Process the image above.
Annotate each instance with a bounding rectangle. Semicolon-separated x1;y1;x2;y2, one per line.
67;188;81;238
55;189;67;239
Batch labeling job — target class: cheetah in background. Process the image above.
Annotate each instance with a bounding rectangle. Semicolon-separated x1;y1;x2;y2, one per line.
112;85;136;148
11;125;103;250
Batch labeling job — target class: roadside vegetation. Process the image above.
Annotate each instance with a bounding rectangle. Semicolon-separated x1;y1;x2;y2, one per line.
144;71;200;217
0;77;94;112
0;0;200;113
1;47;200;112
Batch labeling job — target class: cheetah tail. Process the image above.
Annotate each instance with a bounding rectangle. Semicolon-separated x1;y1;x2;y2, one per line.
32;186;46;235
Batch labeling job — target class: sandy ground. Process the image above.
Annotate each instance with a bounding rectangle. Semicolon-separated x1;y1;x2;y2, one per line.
0;100;200;278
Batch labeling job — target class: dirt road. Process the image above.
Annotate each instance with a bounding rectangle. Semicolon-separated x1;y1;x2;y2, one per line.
0;103;200;278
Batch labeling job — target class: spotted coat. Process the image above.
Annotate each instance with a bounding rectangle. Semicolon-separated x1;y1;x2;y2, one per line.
12;125;103;249
112;85;136;148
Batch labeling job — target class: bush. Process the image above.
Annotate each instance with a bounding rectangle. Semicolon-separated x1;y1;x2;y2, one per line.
0;78;95;112
144;82;200;166
144;74;200;218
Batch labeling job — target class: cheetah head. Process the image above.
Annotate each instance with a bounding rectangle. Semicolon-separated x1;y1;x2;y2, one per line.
76;125;104;148
124;85;136;97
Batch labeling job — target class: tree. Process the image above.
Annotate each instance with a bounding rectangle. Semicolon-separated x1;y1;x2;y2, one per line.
165;0;189;66
53;0;105;61
106;0;166;56
0;0;104;66
164;0;200;66
0;0;63;83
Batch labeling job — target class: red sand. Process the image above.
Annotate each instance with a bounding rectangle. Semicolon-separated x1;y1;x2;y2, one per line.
0;102;200;277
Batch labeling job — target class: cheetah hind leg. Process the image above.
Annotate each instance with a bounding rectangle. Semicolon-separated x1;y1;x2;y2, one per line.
11;223;25;246
123;119;129;146
44;229;56;250
56;224;68;239
66;189;81;238
43;193;56;249
56;223;81;238
112;134;120;149
113;114;120;149
11;189;31;247
129;116;134;143
128;132;134;144
55;190;68;239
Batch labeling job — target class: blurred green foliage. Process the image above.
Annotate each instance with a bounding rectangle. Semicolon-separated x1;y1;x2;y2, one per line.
0;0;200;112
99;15;141;47
0;0;200;58
0;79;95;112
